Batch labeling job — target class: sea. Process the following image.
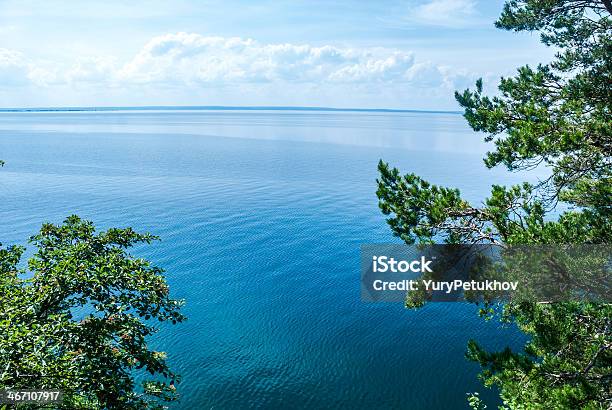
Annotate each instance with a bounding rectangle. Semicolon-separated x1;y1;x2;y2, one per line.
0;108;540;409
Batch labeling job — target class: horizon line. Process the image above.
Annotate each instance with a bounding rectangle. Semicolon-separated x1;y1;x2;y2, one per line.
0;105;463;114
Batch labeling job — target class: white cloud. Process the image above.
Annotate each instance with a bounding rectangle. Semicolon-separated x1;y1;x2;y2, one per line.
1;33;468;89
66;57;118;84
0;48;61;87
0;48;30;86
116;33;424;85
0;33;480;109
408;0;478;28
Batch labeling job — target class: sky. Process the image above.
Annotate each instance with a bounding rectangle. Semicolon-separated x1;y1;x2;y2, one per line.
0;0;554;110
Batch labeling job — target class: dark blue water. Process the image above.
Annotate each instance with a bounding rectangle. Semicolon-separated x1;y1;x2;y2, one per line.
0;110;538;409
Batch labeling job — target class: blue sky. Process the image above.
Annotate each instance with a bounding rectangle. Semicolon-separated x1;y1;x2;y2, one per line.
0;0;552;110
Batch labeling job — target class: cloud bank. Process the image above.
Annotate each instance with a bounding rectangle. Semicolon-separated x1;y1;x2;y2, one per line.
1;33;478;109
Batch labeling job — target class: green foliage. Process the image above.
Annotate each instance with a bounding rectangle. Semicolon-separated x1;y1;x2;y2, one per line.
467;392;487;410
468;301;612;409
0;216;185;409
377;1;611;408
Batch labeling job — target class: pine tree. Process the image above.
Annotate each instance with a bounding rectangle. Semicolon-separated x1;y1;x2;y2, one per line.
377;1;611;407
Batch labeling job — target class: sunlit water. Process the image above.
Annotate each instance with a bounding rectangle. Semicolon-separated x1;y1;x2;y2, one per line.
0;110;541;409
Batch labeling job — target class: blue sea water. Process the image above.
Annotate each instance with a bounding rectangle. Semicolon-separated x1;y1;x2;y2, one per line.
0;110;539;409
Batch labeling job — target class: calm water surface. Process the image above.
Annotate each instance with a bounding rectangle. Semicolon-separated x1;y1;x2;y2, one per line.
0;110;538;409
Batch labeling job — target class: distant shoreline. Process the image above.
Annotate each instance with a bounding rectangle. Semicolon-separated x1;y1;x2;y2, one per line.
0;105;462;115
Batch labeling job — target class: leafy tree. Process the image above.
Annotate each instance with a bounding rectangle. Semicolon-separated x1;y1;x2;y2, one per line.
0;216;185;409
377;1;611;408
